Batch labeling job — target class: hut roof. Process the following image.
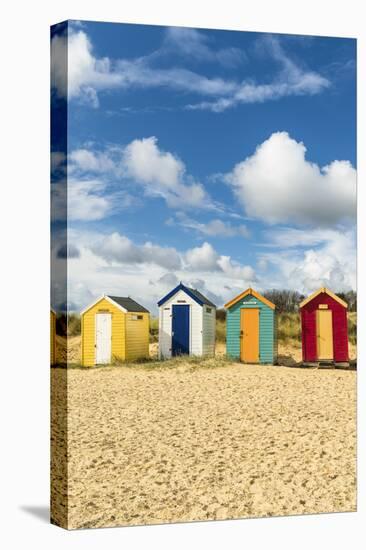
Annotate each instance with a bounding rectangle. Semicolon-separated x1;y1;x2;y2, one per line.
107;296;149;313
299;287;348;309
158;283;216;308
224;288;275;310
81;295;149;315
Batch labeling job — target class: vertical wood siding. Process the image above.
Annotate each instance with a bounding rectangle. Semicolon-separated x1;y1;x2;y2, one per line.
301;309;317;361
125;312;149;361
226;294;275;363
158;289;203;358
202;305;216;356
81;298;126;366
273;312;278;364
301;292;348;362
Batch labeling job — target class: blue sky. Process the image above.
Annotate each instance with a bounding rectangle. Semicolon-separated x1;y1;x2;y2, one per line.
51;21;356;313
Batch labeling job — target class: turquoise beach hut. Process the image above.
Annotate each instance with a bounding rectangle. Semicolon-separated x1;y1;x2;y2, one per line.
224;288;277;364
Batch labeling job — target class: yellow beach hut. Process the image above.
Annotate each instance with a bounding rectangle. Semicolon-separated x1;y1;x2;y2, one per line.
81;295;150;366
50;308;56;365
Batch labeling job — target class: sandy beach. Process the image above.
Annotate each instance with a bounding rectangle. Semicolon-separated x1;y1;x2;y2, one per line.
51;361;356;529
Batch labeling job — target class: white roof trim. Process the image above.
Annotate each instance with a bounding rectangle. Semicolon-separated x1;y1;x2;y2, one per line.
80;294;128;316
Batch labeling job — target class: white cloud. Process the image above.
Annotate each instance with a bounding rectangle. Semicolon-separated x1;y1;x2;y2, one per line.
62;230;258;312
164;27;246;67
123;136;184;188
217;256;257;280
51;29;236;107
92;235;255;276
184;242;257;281
182;278;221;305
51;178;134;222
122;137;210;208
185;242;219;271
68;180;112;221
262;226;344;248
69;148;116;173
114;62;235;97
157;272;179;287
257;258;268;271
227;132;356;225
51;29;329;111
173;212;250;237
50;28;114;107
68;137;212;210
91;232;182;270
67;30;122;106
187;36;330;112
258;226;356;293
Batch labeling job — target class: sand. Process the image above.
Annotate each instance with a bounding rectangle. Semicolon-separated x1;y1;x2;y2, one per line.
51;361;356;529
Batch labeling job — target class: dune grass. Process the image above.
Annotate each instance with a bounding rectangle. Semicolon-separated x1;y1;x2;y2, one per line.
277;312;301;344
68;314;81;336
216;319;226;343
348;312;357;345
105;352;235;371
149;317;159;343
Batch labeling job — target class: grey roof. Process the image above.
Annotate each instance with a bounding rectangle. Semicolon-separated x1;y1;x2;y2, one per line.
107;296;149;313
186;287;216;308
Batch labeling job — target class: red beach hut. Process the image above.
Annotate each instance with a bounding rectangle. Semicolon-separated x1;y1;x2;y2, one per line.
300;287;349;365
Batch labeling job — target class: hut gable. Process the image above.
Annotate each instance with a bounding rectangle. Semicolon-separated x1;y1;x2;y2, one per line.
299;287;347;309
225;287;275;310
158;282;216;308
300;287;348;363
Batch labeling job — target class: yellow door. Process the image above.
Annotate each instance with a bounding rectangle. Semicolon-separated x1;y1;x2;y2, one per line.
240;309;259;362
317;309;333;360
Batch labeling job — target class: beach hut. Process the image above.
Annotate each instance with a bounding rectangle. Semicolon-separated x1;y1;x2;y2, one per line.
81;295;150;366
158;283;216;358
50;308;56;365
300;287;348;365
225;288;277;364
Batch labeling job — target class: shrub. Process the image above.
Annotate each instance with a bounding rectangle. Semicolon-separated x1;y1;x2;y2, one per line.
263;289;305;313
68;314;81;336
216;308;226;322
56;313;67;336
276;312;301;343
150;317;159;343
348;312;357;345
56;313;81;336
216;319;226;343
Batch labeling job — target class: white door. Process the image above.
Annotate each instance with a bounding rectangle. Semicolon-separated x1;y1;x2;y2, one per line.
95;313;112;364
